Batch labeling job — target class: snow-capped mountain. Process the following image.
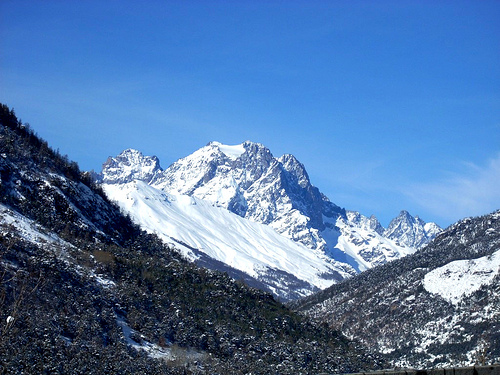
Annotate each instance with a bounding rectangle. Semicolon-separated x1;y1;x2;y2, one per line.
101;142;441;298
385;210;442;248
1;104;381;373
102;148;162;184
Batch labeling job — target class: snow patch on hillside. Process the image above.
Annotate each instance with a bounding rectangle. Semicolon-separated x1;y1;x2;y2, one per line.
116;315;174;360
423;250;500;305
0;204;70;247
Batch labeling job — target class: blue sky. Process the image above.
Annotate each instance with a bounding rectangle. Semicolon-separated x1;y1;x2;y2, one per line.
1;1;499;228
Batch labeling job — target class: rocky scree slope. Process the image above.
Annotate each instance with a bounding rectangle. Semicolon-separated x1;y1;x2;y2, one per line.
0;103;385;374
291;210;500;369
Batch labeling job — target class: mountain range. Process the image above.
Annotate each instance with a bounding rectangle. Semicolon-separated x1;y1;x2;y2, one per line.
2;103;498;371
100;143;441;300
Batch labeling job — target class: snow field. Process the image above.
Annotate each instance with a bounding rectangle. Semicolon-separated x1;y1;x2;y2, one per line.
423;250;500;305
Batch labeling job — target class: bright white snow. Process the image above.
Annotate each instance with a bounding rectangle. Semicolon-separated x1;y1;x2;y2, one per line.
211;141;246;160
423;250;500;305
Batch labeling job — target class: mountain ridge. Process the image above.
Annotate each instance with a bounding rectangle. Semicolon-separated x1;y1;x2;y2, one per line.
291;209;500;368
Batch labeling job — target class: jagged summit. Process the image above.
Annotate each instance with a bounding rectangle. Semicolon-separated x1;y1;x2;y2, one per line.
102;148;162;184
346;211;385;236
385;210;442;248
278;153;312;189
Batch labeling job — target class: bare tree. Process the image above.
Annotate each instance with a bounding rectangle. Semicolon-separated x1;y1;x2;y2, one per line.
475;336;490;366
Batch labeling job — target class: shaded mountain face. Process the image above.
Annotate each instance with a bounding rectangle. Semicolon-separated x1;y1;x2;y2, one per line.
101;143;441;299
0;104;384;374
292;210;500;368
385;210;443;248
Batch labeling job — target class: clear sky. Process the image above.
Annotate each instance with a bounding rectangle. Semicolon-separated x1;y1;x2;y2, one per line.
1;1;499;228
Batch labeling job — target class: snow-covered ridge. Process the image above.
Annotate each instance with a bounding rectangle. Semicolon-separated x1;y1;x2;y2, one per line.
423;249;500;305
100;142;442;298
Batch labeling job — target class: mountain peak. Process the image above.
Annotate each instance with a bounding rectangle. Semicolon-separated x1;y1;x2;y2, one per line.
385;210;441;248
206;141;273;161
101;148;162;184
208;141;246;160
398;210;412;220
278;153;311;188
100;142;442;299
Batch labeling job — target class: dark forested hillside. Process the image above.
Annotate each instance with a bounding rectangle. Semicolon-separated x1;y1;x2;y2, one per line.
0;103;384;374
292;210;500;368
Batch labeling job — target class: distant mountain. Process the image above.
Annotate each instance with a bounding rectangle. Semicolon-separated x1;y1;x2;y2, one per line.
0;103;384;373
101;142;441;299
385;209;442;249
292;210;500;368
102;148;162;185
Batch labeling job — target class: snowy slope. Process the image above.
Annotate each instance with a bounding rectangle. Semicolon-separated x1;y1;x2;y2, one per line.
0;203;70;247
103;181;352;299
